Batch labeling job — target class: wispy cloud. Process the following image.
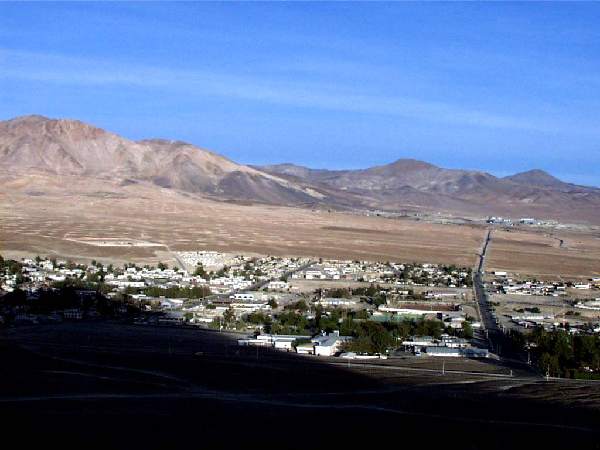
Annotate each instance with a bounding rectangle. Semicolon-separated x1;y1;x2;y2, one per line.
0;48;595;135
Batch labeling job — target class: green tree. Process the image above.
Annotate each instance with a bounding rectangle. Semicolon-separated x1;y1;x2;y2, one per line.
462;321;473;339
343;321;395;354
223;307;236;327
194;264;208;278
539;352;560;377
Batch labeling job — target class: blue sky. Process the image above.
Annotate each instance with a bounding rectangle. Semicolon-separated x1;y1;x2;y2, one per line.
1;2;600;186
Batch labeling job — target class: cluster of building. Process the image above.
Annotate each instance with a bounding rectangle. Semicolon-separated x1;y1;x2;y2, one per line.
178;252;310;294
374;304;477;331
485;272;600;334
575;299;600;311
1;253;480;339
486;216;558;227
178;251;238;270
1;258;88;290
237;331;352;357
0;254;311;298
294;260;472;288
184;292;274;324
1;254;475;307
488;271;600;296
401;334;488;358
2;252;492;362
296;260;394;282
105;266;186;289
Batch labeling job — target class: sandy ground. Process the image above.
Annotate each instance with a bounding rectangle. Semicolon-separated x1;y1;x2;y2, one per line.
486;228;600;278
0;174;485;267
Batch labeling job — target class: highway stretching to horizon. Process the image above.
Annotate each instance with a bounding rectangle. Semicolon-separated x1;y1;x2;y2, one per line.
473;229;540;371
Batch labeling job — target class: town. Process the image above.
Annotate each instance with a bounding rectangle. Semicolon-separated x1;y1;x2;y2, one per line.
0;252;484;359
485;270;600;334
4;248;600;378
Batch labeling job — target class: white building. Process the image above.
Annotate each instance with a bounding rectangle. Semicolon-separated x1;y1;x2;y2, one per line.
425;346;461;357
237;334;310;352
267;281;289;290
312;331;352;357
317;298;357;307
305;270;325;280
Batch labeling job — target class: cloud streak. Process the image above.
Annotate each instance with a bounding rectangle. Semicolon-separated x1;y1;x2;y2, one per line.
0;48;596;135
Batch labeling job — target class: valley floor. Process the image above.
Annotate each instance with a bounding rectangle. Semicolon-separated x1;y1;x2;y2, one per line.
2;173;600;278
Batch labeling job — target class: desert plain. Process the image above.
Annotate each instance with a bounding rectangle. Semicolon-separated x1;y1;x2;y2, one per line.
2;173;600;279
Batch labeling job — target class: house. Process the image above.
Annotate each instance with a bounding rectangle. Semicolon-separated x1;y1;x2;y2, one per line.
402;336;436;348
440;335;469;348
267;281;288;290
317;297;357;307
295;342;315;355
48;274;66;282
520;218;537;225
425;346;461;357
305;270;325;280
312;331;352;357
160;298;185;309
232;292;255;301
273;338;296;351
237;334;310;352
379;305;443;316
448;317;466;329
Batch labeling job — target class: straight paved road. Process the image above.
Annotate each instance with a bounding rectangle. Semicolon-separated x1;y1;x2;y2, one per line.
473;230;532;366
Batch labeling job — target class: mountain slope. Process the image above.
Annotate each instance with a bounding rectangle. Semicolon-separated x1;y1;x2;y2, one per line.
260;159;504;195
504;169;565;188
260;160;600;222
0;115;330;206
2;115;600;224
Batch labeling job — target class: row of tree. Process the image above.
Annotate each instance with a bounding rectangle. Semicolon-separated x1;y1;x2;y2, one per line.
0;286;141;319
508;327;600;379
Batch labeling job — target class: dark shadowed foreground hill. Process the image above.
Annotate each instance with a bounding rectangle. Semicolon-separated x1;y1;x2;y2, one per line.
2;322;600;450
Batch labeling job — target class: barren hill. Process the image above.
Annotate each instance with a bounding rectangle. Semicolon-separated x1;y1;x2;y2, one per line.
0;115;329;206
2;115;600;224
259;160;600;223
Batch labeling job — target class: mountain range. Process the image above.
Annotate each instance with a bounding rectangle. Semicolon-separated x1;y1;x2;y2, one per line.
2;115;600;224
